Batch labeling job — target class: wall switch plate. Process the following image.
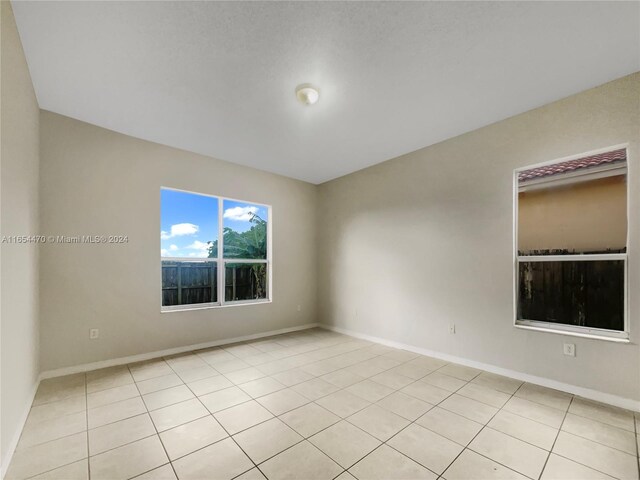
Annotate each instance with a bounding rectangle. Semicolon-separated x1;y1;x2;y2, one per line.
297;305;301;312
563;343;575;357
89;328;100;339
449;324;456;334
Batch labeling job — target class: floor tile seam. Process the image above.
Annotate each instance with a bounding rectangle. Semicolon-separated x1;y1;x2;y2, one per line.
42;334;637;480
306;431;382;472
558;424;639;456
245;341;413;381
336;385;453;477
432;365;482;383
15;426;90;454
164;357;270;480
435;376;520;480
511;392;573;412
31;391;86;408
124;461;173;480
536;395;573;480
548;450;631;480
127;363;180;480
136;379;190;397
141;393;199;414
88;392;145;410
219;337;382;373
254;393;314;418
22;405;89;426
86;379;136;395
375;382;479;477
88;431;159;459
21;458;90;480
7;374;89;480
564;410;636;434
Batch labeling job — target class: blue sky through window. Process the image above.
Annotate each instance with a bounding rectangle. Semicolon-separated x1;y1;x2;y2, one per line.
223;199;268;233
161;189;268;258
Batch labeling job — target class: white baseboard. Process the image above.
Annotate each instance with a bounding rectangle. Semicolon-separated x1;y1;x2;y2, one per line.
40;323;319;380
1;376;41;480
320;324;640;412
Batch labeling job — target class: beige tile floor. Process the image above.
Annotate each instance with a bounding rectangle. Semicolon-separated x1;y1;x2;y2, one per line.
6;328;640;480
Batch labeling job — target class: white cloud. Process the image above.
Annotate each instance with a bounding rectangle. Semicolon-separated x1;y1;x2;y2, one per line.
161;249;169;257
169;244;179;251
223;206;258;222
161;223;199;239
186;240;210;258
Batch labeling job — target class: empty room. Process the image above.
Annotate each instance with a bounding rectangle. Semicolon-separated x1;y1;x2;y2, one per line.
1;1;639;479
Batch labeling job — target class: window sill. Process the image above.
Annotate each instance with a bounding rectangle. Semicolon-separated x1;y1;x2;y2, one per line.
161;299;272;313
514;323;630;343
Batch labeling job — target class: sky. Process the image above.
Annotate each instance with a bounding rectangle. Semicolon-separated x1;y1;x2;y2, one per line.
160;188;268;258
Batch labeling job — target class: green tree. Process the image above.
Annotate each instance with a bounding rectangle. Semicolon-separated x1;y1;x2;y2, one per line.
206;213;266;259
207;213;267;299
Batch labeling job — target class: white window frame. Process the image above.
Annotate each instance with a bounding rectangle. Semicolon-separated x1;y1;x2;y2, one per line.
513;144;630;342
160;187;272;312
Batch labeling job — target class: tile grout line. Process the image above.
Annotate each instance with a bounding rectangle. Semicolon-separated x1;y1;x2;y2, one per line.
195;332;386;479
3;334;424;479
301;362;465;479
125;363;181;480
163;352;266;480
536;396;573;480
340;370;572;480
212;337;410;479
13;362;513;478
29;373;620;480
19;373;90;480
356;367;636;480
12;330;639;480
383;371;491;479
434;374;525;480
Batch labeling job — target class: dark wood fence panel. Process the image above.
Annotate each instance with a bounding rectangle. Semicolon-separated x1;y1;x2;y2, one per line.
518;260;624;331
224;264;267;302
162;261;217;306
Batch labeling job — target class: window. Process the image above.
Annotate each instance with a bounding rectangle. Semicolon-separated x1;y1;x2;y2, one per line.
161;188;270;310
514;147;628;340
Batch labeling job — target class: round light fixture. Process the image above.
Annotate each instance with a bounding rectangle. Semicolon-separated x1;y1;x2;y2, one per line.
295;84;320;105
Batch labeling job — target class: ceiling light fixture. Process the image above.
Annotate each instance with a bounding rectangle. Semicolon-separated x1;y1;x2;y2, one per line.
295;84;320;105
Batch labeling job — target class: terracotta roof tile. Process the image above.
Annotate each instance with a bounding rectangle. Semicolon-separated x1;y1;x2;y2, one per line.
518;148;626;182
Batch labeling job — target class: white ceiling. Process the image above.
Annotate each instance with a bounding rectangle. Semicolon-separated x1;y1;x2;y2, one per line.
12;1;640;184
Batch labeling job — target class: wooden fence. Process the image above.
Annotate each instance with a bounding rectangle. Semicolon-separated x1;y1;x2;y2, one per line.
162;261;217;306
162;261;266;306
518;258;624;331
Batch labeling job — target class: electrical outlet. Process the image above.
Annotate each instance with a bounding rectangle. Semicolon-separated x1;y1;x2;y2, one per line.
563;343;575;357
449;324;456;334
297;305;301;312
89;328;100;339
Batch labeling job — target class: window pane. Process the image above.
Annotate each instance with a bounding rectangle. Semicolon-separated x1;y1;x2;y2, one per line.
161;189;219;259
225;263;267;302
222;200;268;259
517;260;624;331
517;150;627;255
162;260;218;306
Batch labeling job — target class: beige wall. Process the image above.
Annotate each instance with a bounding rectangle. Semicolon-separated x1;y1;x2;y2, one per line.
39;112;318;371
318;73;639;401
0;0;40;470
518;175;627;253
